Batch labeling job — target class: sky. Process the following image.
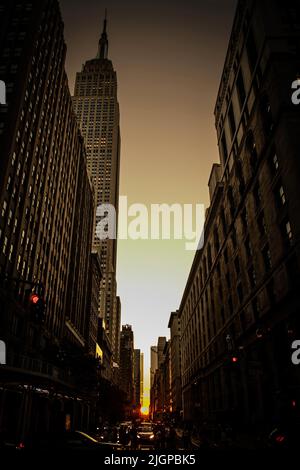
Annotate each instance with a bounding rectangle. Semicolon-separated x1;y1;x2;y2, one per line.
60;0;238;403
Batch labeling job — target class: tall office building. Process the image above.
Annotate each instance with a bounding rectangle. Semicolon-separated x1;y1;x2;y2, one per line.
150;346;158;388
168;311;182;415
0;0;95;439
133;349;141;408
72;13;121;361
157;337;167;367
133;349;144;408
119;325;134;403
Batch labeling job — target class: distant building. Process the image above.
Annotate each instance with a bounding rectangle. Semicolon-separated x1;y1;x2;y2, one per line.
133;349;143;409
120;325;134;404
150;346;158;388
86;250;102;356
168;311;182;415
150;337;170;419
157;337;167;368
140;352;144;406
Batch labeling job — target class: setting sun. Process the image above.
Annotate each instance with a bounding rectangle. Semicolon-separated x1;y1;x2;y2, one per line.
141;406;149;416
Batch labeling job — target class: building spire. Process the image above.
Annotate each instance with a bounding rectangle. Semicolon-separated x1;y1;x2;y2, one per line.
97;9;108;59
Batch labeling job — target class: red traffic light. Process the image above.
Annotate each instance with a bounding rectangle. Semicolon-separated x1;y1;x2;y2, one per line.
231;356;238;363
30;294;40;304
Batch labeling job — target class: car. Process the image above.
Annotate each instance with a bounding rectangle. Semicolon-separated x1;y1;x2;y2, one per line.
137;422;155;448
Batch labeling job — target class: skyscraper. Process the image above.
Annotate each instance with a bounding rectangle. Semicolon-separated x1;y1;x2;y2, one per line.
72;13;121;362
120;325;134;404
140;352;144;407
150;346;158;388
133;349;144;409
168;311;182;415
0;0;96;439
133;349;141;409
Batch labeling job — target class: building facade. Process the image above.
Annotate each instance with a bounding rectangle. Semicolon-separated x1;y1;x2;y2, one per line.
179;0;300;429
140;352;144;407
150;337;171;419
168;311;182;416
86;249;102;356
72;14;121;363
133;349;142;410
150;345;158;389
0;0;97;440
119;325;134;405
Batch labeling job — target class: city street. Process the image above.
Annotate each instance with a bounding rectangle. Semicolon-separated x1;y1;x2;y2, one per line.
1;0;300;453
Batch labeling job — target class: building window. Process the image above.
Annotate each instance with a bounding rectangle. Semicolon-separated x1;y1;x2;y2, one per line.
266;279;276;306
281;218;293;247
246;131;257;170
207;244;212;270
261;94;274;134
240;311;247;331
234;257;241;275
228;187;235;218
269;150;279;175
214;229;220;253
275;183;287;208
226;272;231;289
1;200;7;217
237;283;244;303
221;133;228;164
228;296;234;315
286;255;299;289
236;69;246;109
246;28;258;73
245;236;253;259
262;245;272;271
258;213;267;237
228;103;236;139
231;228;237;249
248;266;257;288
2;237;8;255
221;210;227;236
253;183;262;209
241;209;248;232
224;247;229;264
252;298;260;321
236;159;245;195
221;308;225;325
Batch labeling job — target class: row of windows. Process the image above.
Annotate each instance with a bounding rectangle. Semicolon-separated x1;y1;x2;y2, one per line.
180;139;295;372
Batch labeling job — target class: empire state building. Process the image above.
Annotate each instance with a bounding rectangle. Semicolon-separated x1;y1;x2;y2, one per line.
72;13;121;362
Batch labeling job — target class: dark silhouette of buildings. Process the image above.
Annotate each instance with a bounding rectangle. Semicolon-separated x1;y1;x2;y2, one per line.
120;325;134;407
0;0;117;441
133;348;144;411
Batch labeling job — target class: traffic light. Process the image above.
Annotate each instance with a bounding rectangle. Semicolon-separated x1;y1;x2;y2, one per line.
29;292;46;323
231;355;238;363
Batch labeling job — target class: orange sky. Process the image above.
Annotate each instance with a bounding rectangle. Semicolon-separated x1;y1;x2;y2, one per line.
61;0;238;394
